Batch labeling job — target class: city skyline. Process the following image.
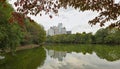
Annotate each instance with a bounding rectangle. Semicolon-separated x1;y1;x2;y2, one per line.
47;23;71;36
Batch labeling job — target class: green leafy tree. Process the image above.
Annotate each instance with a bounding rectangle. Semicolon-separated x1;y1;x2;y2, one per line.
46;28;119;44
22;18;46;45
0;2;23;53
94;28;109;44
0;1;47;54
105;28;120;44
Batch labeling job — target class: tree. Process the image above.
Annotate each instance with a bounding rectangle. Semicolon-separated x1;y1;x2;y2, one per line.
21;17;46;45
59;0;120;28
0;1;46;54
94;28;109;44
46;28;119;44
74;33;81;43
0;2;23;53
105;28;120;44
85;32;93;43
12;0;120;29
13;0;60;18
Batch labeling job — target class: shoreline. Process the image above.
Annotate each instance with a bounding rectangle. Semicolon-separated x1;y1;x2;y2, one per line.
0;44;40;59
0;44;40;53
16;44;40;51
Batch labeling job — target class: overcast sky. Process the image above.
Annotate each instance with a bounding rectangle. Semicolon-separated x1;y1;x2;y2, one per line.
9;0;120;34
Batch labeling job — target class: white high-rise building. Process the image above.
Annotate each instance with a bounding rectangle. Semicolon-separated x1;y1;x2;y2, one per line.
47;27;54;36
61;27;67;34
58;23;63;34
47;23;69;36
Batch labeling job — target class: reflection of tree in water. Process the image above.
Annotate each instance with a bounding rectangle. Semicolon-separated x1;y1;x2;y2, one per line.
45;45;120;62
94;46;120;61
0;47;46;69
47;50;67;61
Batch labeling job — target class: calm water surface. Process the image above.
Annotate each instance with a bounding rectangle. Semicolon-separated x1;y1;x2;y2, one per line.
0;44;120;69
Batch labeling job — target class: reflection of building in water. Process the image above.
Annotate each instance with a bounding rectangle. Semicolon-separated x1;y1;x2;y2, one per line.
48;50;67;61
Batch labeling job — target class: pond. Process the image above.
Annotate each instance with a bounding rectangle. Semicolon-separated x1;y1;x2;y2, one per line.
0;44;120;69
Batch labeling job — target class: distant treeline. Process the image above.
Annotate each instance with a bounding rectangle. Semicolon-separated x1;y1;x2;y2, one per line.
0;2;46;53
45;44;120;61
46;28;120;44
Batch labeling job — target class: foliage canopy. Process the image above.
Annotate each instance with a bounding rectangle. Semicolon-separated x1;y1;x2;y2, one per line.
0;1;46;53
10;0;120;29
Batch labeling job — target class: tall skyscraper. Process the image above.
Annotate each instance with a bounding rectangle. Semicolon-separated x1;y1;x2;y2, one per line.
58;23;63;34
